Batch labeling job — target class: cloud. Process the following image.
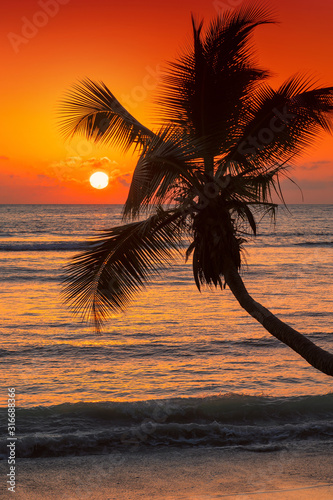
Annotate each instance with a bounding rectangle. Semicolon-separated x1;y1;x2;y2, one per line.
48;156;133;190
117;173;131;187
297;178;333;191
80;157;117;170
49;156;119;183
37;173;59;184
279;176;333;192
0;156;9;160
299;160;332;171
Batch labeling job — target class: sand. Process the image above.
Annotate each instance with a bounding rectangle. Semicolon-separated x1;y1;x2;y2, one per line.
1;442;332;499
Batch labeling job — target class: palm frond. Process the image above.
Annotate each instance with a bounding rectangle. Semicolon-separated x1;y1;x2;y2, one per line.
58;79;155;151
155;5;274;157
123;126;207;219
203;3;275;69
231;160;291;203
224;76;333;169
62;209;186;331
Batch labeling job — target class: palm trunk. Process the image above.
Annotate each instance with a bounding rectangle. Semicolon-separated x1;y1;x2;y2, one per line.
224;263;333;376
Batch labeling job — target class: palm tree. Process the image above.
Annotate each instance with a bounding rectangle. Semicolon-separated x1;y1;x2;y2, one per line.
59;5;333;376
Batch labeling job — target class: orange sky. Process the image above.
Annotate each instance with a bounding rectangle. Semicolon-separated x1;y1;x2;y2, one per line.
1;0;333;203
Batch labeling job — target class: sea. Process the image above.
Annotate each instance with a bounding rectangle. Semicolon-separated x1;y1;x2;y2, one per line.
0;204;332;459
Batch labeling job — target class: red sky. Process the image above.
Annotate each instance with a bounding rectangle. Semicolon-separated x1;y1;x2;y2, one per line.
1;0;333;203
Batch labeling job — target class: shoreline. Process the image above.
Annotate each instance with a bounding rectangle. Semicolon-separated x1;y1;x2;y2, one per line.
1;442;332;499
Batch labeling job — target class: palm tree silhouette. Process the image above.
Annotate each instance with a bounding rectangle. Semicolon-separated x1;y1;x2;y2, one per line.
59;5;333;375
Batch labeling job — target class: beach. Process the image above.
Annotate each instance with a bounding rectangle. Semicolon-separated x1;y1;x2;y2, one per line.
1;443;332;499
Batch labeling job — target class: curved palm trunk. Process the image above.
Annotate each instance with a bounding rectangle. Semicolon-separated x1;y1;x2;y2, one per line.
224;263;333;376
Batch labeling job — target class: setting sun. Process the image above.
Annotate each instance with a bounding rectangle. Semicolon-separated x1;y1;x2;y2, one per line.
89;171;109;189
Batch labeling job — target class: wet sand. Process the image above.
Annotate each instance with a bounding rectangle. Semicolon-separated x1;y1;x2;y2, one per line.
1;442;332;499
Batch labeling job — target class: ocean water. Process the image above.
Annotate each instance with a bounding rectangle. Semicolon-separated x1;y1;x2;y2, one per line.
0;204;332;458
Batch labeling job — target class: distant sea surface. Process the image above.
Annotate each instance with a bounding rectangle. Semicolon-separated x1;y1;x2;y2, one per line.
0;204;332;458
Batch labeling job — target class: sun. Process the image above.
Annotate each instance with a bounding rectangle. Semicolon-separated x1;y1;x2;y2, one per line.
89;172;109;189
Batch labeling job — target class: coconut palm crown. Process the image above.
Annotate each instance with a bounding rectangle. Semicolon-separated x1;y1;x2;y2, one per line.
59;5;333;375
